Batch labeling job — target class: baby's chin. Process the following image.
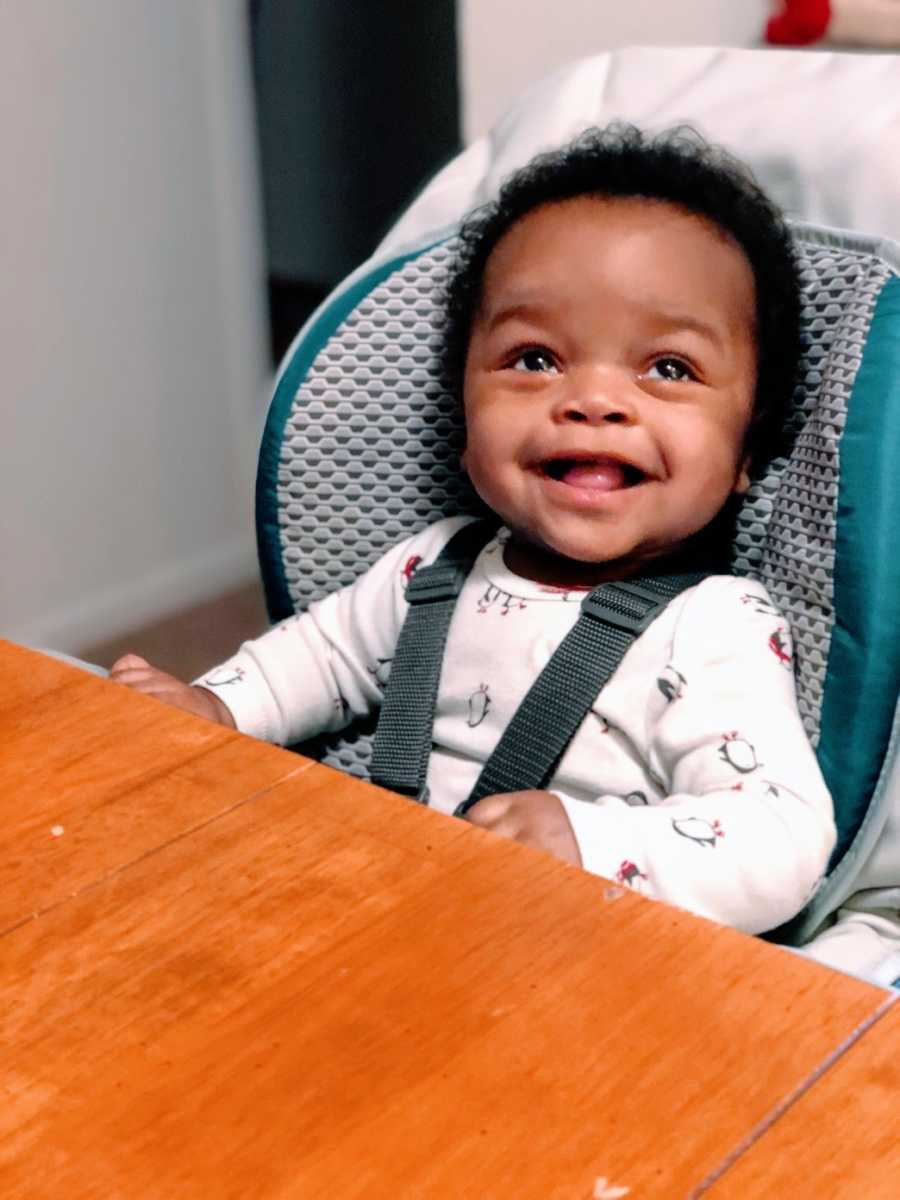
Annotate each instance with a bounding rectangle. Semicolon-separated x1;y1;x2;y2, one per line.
501;523;706;587
502;532;648;588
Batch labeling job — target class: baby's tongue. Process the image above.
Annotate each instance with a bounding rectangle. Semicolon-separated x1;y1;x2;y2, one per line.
558;460;626;491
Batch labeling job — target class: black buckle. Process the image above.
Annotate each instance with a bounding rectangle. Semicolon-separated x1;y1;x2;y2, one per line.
405;562;468;604
581;582;667;635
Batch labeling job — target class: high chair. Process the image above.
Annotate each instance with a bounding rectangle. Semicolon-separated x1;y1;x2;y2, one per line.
254;45;900;945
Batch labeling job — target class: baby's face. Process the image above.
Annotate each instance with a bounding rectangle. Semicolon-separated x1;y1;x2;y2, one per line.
461;195;757;585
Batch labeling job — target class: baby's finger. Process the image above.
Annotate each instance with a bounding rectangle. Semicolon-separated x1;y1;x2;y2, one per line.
110;653;151;675
111;668;186;702
462;794;512;827
109;664;160;686
116;676;170;697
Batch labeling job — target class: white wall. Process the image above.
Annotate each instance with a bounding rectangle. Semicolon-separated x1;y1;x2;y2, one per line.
460;0;769;141
1;0;269;652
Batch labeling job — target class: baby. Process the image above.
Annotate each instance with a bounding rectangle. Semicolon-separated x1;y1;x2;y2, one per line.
113;125;835;935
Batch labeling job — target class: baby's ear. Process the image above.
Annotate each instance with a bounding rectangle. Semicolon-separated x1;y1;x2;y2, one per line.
733;459;752;495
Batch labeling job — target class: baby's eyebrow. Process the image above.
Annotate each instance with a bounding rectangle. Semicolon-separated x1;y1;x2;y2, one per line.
645;308;728;352
480;297;553;334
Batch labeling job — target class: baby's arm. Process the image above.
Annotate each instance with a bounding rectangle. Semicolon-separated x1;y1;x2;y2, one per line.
555;577;836;934
111;518;475;746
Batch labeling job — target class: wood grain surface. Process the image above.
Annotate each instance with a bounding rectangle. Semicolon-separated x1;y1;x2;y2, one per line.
1;641;893;1198
0;642;312;936
705;999;900;1198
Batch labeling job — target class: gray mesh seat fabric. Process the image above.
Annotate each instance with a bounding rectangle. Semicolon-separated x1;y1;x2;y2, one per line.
255;48;900;940
256;240;482;778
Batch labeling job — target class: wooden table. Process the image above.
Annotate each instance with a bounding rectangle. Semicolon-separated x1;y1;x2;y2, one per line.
1;639;896;1198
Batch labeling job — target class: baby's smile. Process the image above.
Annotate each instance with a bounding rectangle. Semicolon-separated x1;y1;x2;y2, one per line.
537;454;648;492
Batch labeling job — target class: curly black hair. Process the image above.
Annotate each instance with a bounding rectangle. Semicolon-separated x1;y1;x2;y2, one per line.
444;123;802;475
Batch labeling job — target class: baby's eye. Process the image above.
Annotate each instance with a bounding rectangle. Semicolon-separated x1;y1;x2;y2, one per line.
512;347;559;374
646;357;696;383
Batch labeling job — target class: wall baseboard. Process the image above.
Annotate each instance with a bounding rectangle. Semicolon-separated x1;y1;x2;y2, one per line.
9;536;259;655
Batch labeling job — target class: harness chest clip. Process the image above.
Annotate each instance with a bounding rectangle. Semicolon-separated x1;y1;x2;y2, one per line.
405;561;469;605
580;581;670;636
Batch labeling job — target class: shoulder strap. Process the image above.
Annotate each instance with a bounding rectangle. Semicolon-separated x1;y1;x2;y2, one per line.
369;519;498;799
453;571;707;817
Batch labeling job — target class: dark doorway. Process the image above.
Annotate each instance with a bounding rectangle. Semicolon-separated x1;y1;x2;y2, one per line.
249;2;460;363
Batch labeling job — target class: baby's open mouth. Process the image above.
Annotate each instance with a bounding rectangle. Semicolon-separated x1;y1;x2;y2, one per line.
540;457;645;491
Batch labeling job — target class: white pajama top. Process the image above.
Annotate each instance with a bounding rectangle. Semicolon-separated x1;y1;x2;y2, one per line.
198;518;835;937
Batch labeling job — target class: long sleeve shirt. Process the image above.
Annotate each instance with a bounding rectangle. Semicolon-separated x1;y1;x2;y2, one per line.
198;517;835;935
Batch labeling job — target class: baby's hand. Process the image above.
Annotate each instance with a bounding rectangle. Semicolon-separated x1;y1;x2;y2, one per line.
109;654;236;728
463;790;582;866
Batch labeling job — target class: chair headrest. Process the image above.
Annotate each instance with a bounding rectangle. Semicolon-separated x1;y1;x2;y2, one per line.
380;47;900;264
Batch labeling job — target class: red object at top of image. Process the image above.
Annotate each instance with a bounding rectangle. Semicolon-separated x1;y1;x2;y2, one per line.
766;0;832;44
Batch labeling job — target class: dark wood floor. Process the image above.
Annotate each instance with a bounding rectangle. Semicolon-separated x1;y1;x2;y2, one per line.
80;580;270;683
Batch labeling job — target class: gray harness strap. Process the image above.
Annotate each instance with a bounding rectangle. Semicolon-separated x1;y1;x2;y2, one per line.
370;521;706;811
369;519;498;798
454;571;707;817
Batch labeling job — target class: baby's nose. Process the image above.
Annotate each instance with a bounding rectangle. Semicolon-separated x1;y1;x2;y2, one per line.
555;372;637;425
